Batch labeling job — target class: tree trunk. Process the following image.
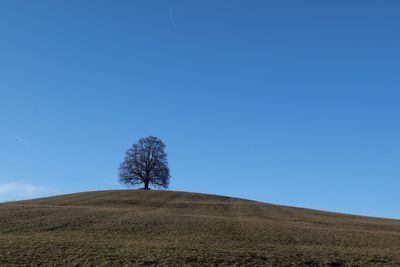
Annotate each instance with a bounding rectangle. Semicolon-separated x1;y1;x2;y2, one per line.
144;180;149;190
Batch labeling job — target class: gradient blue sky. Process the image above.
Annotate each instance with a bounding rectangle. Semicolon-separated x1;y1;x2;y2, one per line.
1;1;400;218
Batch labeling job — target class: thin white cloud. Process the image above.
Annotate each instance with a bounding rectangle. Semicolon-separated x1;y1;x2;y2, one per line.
0;181;45;198
16;136;33;149
169;8;178;31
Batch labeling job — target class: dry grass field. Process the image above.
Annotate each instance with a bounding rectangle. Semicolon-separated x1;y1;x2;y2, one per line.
1;190;400;266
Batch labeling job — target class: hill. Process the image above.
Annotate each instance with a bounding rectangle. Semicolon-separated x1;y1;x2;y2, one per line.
0;190;400;266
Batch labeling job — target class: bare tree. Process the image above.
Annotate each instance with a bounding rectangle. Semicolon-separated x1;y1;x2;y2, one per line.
119;136;170;189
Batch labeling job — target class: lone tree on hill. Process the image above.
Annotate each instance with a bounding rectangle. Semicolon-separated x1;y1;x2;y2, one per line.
119;136;170;190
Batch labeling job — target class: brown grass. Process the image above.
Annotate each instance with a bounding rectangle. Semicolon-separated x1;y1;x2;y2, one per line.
1;190;400;266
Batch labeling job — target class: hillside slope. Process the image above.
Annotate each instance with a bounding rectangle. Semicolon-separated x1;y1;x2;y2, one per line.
1;190;400;266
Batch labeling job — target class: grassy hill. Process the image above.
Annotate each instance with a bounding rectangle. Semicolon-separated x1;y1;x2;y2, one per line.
1;190;400;266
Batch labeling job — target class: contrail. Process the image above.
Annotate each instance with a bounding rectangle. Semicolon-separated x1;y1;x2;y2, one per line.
169;8;178;31
16;136;33;149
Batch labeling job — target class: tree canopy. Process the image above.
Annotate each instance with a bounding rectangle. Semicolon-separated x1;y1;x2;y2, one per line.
119;136;170;189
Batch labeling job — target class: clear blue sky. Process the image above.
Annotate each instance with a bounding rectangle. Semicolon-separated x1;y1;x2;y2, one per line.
1;0;399;218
